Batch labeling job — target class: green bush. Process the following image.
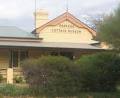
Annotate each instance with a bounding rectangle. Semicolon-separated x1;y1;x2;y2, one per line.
21;56;80;97
75;52;120;92
0;75;3;83
14;76;24;84
21;53;120;96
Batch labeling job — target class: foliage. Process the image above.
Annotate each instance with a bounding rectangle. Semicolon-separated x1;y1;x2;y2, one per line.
0;86;120;98
75;52;120;92
21;53;120;96
0;84;32;96
0;75;3;83
97;5;120;50
21;56;80;97
77;92;120;98
14;76;24;84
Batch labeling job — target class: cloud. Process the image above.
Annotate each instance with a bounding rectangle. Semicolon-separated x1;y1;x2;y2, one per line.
0;0;119;31
0;0;34;19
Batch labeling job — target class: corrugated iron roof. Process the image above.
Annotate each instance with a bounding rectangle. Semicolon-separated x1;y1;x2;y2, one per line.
0;26;36;38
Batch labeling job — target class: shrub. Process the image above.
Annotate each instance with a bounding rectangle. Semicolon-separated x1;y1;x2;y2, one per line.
21;53;120;96
21;56;80;97
0;74;3;83
75;52;120;92
14;76;24;84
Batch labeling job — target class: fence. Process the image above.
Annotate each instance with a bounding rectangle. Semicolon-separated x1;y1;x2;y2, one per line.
0;68;7;83
0;67;24;84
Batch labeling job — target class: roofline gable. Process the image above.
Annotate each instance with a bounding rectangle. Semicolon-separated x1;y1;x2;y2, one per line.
33;12;97;37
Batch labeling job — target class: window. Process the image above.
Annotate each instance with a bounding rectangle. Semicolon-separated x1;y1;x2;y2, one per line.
10;51;18;68
10;50;28;68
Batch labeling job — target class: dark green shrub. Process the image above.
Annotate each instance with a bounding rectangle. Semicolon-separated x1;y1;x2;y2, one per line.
14;76;24;84
76;52;120;92
21;56;80;97
0;75;3;83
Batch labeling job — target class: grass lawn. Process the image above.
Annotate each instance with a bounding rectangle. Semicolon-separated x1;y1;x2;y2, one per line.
0;84;120;98
77;92;120;98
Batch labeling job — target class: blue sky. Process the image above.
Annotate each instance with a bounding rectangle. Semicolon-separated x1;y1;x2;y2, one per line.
0;0;119;31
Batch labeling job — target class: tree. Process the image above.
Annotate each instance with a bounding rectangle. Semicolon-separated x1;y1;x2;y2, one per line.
21;56;81;97
75;52;120;92
97;5;120;50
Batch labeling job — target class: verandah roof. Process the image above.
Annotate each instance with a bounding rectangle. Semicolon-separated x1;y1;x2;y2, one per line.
0;26;36;38
0;41;103;50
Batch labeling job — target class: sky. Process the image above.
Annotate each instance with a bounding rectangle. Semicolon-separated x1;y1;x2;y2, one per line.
0;0;119;32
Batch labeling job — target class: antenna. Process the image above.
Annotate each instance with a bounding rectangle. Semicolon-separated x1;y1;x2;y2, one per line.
66;0;69;12
65;0;69;20
34;0;37;30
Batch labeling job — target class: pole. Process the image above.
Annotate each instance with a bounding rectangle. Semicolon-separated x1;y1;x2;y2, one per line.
34;0;37;30
66;0;69;12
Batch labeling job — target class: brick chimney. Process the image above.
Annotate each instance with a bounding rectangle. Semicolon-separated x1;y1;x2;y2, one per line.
35;9;49;28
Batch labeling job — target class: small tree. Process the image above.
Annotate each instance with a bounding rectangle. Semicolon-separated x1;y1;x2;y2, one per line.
0;74;3;83
21;56;80;97
97;5;120;50
76;52;120;92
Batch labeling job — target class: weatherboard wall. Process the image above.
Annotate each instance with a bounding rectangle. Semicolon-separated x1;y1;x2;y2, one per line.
37;21;97;44
0;49;9;68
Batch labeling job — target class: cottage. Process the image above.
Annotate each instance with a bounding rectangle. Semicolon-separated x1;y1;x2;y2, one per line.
0;10;103;84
